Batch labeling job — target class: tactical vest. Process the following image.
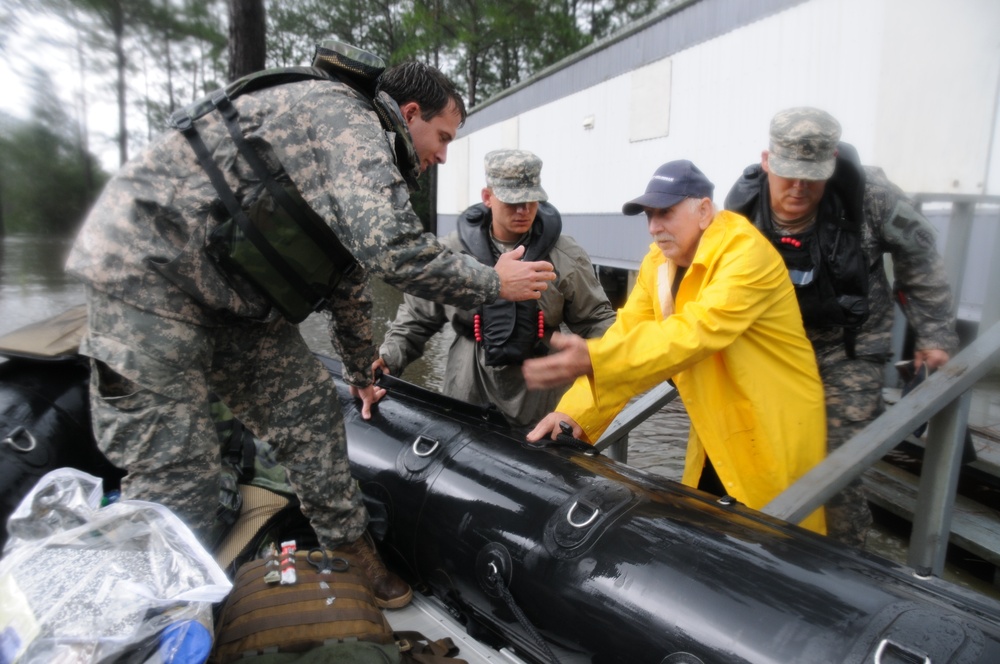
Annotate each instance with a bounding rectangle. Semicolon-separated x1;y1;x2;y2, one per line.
168;41;419;323
457;202;561;366
725;148;870;353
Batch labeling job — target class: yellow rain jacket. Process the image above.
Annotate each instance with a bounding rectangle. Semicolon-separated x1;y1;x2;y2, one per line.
558;211;826;533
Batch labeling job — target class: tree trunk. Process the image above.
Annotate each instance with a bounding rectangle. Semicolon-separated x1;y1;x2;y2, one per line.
228;0;266;81
73;15;95;195
0;174;5;237
111;1;128;166
162;0;176;115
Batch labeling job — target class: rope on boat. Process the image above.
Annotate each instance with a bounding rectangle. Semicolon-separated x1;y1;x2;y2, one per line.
487;563;561;664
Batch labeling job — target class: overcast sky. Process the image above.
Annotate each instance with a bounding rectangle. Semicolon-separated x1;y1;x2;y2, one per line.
1;12;124;172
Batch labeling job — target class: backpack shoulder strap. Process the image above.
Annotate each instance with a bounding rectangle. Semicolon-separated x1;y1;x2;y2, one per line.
172;66;335;128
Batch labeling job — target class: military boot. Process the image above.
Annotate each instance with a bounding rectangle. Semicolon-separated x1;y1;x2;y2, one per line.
341;531;412;609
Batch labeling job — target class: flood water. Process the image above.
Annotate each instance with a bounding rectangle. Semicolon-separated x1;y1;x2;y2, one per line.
297;287;453;393
0;234;87;337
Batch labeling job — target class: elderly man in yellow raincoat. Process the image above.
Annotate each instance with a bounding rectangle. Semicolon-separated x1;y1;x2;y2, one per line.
525;160;826;534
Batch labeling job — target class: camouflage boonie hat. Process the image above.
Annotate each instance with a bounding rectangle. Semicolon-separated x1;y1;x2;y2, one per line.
768;107;842;180
485;149;548;204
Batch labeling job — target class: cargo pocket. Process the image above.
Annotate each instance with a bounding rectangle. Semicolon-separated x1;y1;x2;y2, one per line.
91;359;159;413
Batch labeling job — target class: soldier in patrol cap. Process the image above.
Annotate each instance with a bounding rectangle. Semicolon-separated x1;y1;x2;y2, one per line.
486;149;549;204
377;149;616;427
65;46;557;609
725;107;958;547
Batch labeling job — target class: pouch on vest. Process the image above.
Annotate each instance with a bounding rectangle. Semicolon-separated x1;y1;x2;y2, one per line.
774;231;867;330
206;176;352;324
787;214;869;330
820;223;869;328
480;300;545;367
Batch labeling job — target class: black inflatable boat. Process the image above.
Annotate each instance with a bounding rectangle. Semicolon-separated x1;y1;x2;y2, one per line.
3;315;1000;663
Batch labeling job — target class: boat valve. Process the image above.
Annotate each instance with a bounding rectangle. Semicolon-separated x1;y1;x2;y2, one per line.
476;543;512;597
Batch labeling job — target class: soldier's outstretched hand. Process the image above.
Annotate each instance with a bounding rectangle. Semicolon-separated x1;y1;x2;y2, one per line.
495;245;555;301
350;383;386;420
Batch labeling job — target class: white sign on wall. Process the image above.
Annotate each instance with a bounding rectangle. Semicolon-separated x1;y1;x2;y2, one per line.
629;58;672;143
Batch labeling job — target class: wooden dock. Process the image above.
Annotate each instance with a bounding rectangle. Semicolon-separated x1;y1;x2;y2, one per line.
857;418;1000;598
864;450;1000;577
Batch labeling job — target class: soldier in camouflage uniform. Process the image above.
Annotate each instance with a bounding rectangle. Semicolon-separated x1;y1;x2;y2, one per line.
725;107;958;547
65;56;555;608
377;149;616;427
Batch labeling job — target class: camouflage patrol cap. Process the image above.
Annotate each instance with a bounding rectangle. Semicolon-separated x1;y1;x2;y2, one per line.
485;149;548;204
768;107;842;180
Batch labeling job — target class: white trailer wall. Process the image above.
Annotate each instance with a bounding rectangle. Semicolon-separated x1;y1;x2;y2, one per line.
438;0;999;253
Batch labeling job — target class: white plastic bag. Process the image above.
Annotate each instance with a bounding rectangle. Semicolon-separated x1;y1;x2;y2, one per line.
0;468;232;663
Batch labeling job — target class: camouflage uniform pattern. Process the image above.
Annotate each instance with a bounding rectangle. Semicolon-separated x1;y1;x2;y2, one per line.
484;149;549;203
382;151;613;427
808;166;958;361
766;107;841;181
212;398;294;497
66;79;501;548
83;290;363;549
66;78;498;386
380;229;615;427
815;353;883;545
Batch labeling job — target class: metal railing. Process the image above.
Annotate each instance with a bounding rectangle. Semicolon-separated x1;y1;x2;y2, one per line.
595;381;678;461
764;318;1000;575
766;193;1000;577
914;193;1000;335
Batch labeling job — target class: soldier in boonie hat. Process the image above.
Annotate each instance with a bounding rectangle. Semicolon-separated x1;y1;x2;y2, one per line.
485;149;548;204
766;107;842;180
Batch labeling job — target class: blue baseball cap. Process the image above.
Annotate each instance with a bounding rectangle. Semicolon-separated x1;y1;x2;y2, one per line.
622;160;715;215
